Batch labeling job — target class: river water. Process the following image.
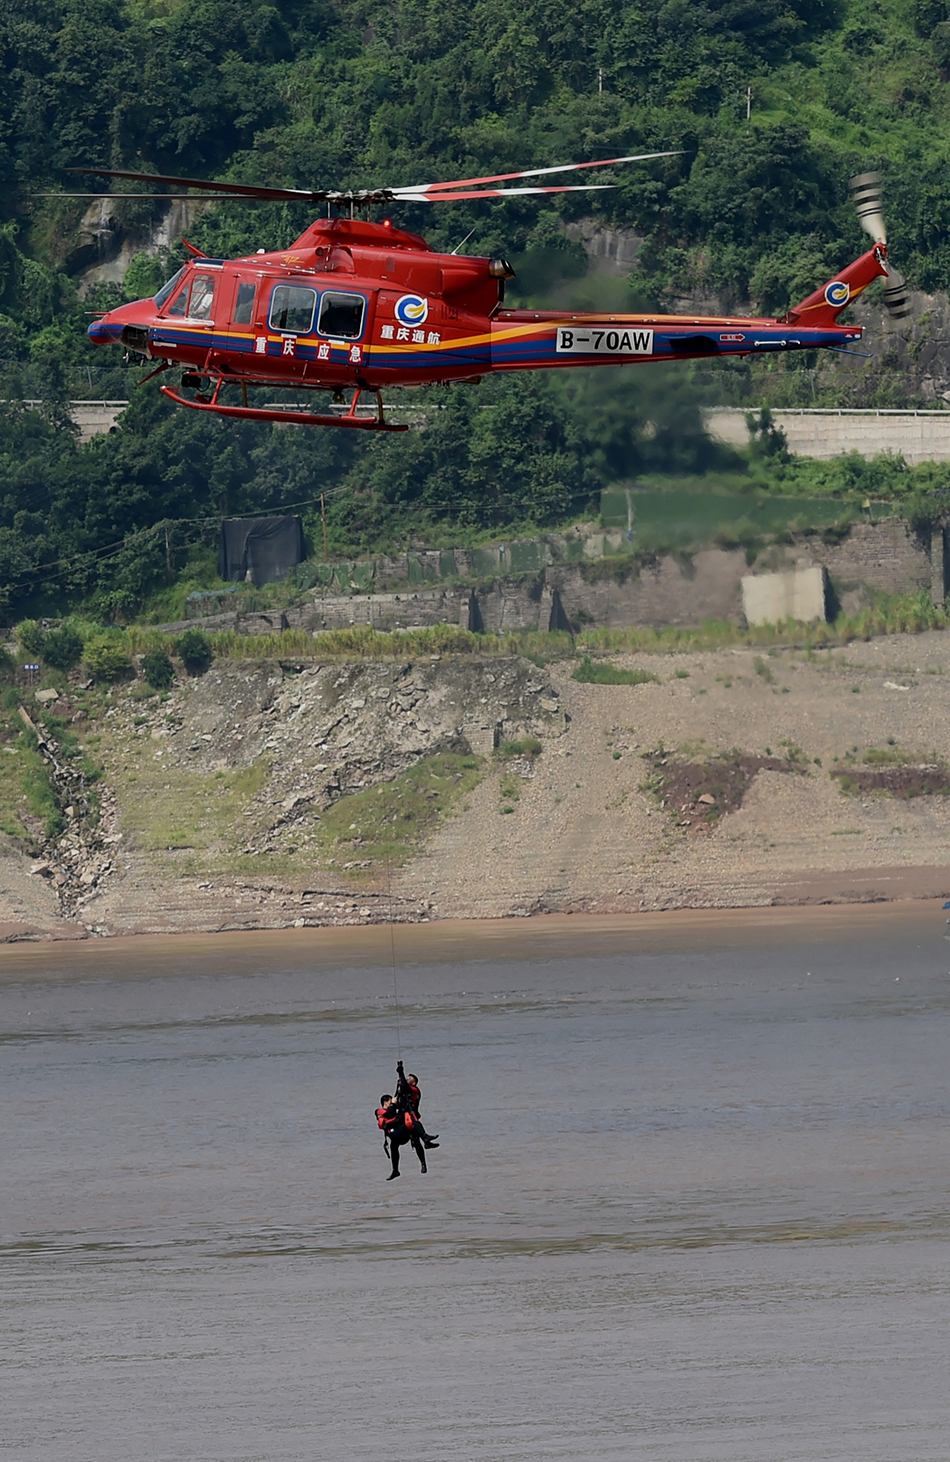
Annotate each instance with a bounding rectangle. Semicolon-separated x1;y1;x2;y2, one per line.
2;908;949;1460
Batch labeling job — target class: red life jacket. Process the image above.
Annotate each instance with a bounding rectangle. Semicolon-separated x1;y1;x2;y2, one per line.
376;1106;396;1130
407;1082;421;1113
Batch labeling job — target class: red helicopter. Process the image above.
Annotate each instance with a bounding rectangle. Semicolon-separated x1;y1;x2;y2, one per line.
69;160;905;432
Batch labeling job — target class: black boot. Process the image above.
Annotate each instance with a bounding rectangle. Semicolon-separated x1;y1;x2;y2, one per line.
387;1169;400;1180
424;1139;439;1148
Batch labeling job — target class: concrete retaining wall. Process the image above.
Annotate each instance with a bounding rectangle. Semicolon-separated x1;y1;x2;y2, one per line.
69;402;127;443
704;407;950;464
742;566;828;626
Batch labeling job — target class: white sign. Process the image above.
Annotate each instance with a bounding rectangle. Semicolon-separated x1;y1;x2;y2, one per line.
555;326;654;356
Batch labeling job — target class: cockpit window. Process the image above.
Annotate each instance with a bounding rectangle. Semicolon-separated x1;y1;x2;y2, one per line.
318;292;365;339
234;282;256;325
166;286;189;316
154;266;186;309
269;285;317;334
189;275;216;319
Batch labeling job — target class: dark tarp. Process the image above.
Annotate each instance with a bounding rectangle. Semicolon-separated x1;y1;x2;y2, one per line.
218;516;305;587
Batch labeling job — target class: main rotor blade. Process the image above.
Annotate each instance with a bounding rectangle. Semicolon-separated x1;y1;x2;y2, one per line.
395;184;615;202
67;167;330;202
397;150;682;195
36;192;269;200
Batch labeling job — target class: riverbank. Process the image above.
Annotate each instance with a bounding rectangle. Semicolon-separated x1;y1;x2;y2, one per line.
1;898;945;977
3;629;950;941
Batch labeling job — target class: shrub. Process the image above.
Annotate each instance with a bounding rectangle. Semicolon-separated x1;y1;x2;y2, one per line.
84;634;133;682
499;736;543;758
142;647;175;690
16;619;45;657
42;625;84;670
176;628;212;674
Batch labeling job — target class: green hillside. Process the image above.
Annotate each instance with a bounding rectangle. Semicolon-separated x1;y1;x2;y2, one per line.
2;0;950;618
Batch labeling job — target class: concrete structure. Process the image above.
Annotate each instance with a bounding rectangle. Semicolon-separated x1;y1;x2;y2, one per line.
703;407;950;465
13;401;129;443
741;566;828;626
70;401;127;443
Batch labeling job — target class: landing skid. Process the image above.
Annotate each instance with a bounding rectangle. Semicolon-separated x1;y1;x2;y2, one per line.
159;382;409;432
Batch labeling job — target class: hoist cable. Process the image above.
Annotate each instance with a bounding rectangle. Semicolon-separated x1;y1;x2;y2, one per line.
386;850;402;1062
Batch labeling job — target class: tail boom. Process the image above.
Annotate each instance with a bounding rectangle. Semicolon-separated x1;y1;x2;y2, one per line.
488;245;885;370
489;311;864;371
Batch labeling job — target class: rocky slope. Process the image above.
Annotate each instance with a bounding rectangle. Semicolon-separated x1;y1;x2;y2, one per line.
4;636;950;941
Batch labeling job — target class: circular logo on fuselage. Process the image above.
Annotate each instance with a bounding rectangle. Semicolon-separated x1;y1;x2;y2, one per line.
824;281;850;307
394;293;429;326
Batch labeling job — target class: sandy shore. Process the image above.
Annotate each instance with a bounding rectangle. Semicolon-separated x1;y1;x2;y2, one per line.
1;897;947;978
4;629;950;941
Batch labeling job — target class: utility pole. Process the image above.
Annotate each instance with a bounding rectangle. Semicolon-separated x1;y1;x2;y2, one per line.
746;86;753;122
598;67;603;94
320;492;328;561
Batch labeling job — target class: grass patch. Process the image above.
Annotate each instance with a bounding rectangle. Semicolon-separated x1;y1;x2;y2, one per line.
498;771;523;808
315;752;482;871
107;588;950;674
0;728;59;843
572;656;660;685
115;755;270;854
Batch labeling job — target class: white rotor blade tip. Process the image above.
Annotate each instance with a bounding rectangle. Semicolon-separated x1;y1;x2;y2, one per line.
850;171;887;244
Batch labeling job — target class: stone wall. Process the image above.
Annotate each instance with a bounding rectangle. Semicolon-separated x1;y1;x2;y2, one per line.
807;519;932;597
288;588;471;633
154;520;939;642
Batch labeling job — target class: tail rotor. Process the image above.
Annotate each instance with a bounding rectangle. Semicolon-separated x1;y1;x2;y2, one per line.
850;171;912;320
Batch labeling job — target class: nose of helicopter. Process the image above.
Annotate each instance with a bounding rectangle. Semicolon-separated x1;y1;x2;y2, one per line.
87;316;120;344
87;301;151;347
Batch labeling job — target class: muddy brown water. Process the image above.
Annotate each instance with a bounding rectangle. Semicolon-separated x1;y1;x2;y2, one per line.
2;907;949;1460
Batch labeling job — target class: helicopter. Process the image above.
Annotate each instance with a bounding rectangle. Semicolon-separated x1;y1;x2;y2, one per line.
64;159;906;432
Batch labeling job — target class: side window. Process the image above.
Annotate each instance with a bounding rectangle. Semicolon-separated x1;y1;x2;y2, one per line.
189;275;216;319
234;282;256;325
318;292;365;340
269;285;317;334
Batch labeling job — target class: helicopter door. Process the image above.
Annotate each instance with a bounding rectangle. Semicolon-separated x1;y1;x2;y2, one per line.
232;280;257;326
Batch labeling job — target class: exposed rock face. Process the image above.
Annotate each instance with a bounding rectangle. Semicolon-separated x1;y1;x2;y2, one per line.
163;655;566;806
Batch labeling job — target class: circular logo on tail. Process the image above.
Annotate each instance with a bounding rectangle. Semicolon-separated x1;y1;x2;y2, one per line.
394;293;429;326
824;281;850;307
